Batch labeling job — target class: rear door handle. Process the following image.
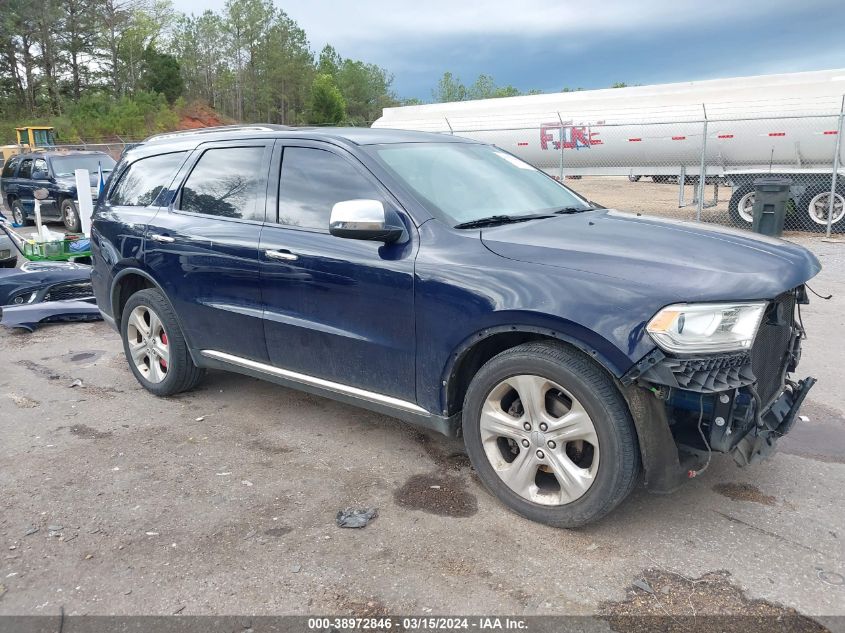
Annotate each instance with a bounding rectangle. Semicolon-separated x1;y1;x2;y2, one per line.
265;249;298;261
149;234;175;243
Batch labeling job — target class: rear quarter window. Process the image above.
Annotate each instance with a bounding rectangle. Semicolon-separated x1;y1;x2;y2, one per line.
109;151;187;207
1;158;19;178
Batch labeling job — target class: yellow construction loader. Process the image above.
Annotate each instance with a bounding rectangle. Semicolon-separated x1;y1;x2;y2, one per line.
0;126;57;166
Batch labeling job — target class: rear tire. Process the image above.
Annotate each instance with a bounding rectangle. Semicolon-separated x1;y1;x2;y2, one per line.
462;341;640;528
728;183;756;228
799;185;845;233
61;198;81;232
120;288;204;396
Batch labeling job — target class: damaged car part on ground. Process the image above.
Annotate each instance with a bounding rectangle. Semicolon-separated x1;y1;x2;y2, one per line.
0;260;101;330
91;125;821;527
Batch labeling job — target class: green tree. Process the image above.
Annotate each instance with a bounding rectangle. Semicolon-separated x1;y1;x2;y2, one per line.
433;72;466;102
140;45;183;103
308;73;345;125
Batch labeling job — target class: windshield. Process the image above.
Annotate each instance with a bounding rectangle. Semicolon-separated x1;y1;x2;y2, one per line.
50;155;116;178
368;142;591;226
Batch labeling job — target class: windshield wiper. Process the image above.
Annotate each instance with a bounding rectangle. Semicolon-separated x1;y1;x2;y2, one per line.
453;214;553;229
553;206;595;214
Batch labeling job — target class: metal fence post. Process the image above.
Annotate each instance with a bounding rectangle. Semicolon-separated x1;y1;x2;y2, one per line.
696;105;708;222
557;112;565;181
826;96;845;237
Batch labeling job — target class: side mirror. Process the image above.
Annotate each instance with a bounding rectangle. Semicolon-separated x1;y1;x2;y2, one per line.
33;188;50;200
32;170;49;180
329;199;404;242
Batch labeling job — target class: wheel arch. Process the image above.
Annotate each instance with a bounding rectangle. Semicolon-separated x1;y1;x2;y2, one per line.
110;267;201;365
440;323;631;418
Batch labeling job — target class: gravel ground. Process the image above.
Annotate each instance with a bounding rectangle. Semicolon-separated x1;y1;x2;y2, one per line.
0;217;844;626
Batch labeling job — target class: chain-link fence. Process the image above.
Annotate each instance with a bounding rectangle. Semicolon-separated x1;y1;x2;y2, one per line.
451;107;845;235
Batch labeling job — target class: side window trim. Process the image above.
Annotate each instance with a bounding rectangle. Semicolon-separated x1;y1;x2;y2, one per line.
170;141;272;225
273;141;396;233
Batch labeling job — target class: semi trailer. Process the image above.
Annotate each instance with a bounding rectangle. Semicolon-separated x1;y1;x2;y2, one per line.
372;69;845;231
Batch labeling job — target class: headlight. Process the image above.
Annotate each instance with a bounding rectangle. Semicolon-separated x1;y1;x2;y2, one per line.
646;302;766;354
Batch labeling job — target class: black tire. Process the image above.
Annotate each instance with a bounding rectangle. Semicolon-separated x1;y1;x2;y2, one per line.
120;288;205;396
652;175;669;184
798;185;845;233
61;198;81;232
728;183;756;228
462;341;640;528
10;199;31;226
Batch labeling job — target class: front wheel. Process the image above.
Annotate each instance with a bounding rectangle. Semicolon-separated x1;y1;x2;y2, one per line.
61;198;81;232
462;342;640;528
10;199;31;226
120;288;205;396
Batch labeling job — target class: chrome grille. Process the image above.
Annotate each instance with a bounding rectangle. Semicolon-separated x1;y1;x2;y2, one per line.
751;292;796;408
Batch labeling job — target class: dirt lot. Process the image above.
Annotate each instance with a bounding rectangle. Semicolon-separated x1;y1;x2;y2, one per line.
1;221;844;626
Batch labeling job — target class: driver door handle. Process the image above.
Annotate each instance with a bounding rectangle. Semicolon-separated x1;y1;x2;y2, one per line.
265;249;298;261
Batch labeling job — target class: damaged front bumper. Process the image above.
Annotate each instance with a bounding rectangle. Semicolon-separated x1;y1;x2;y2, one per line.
621;286;815;493
0;298;102;332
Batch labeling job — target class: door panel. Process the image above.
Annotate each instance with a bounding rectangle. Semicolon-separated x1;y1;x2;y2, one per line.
145;142;271;361
259;143;417;401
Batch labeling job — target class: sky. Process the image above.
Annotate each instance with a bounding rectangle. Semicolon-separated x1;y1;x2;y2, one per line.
174;0;845;100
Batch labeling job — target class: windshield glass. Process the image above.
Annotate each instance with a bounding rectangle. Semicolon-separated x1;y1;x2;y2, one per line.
368;142;591;226
50;154;116;178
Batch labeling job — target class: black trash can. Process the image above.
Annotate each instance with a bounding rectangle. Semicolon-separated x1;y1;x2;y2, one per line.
751;178;791;237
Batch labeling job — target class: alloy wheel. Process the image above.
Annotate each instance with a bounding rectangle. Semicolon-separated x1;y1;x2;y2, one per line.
479;374;600;505
126;305;170;383
808;191;845;226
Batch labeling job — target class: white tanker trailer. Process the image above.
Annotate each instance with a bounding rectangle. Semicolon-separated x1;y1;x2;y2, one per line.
373;69;845;231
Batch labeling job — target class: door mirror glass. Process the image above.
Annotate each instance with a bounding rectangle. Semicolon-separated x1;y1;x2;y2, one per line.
329;199;404;242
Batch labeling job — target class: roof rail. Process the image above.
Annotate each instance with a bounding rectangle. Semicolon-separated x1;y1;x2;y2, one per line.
145;124;293;143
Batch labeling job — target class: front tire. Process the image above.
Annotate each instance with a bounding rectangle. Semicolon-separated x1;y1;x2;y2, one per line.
120;288;204;396
61;198;81;232
462;342;640;528
11;199;31;226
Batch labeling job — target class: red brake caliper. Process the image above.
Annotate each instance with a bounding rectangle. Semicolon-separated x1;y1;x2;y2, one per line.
159;331;168;370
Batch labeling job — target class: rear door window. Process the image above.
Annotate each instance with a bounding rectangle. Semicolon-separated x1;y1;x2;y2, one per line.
109;152;187;207
18;159;32;180
178;146;266;221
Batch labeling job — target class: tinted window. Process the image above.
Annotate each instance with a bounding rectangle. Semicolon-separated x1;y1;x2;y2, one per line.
110;152;186;207
1;158;18;178
180;147;265;221
33;158;48;176
18;159;33;179
52;154;116;177
278;147;382;229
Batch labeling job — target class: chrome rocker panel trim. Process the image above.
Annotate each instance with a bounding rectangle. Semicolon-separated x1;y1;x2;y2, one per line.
199;349;460;436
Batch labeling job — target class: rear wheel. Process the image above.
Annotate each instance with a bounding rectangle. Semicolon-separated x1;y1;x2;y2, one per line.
121;288;204;396
10;199;30;226
799;185;845;233
462;342;640;528
628;175;641;182
61;198;81;232
728;184;756;228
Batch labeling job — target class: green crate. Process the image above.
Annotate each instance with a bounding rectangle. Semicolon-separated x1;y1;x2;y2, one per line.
22;237;91;261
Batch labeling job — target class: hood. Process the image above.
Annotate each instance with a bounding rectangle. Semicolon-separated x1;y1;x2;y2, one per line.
55;173;99;189
481;210;821;303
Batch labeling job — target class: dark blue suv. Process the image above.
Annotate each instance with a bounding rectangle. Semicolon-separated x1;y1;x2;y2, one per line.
1;150;116;231
91;125;820;526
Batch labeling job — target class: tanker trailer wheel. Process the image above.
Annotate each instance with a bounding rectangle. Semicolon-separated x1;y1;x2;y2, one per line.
799;185;845;233
728;184;756;228
628;175;641;182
